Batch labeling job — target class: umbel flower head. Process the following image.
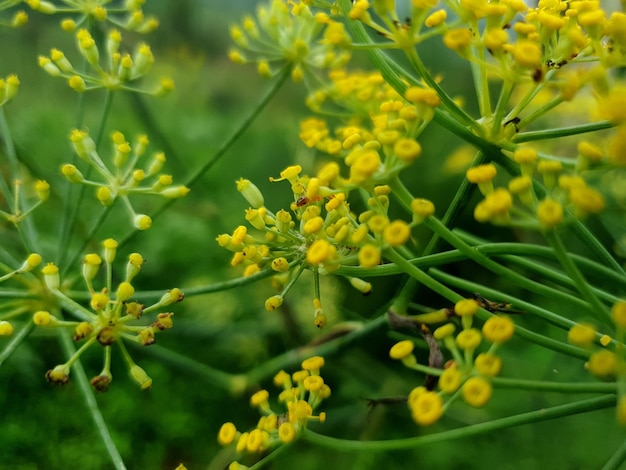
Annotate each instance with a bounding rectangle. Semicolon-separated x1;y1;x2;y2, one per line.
34;238;184;391
228;0;351;83
390;298;515;426
62;129;189;230
26;0;158;33
218;166;434;327
217;356;328;467
38;28;173;95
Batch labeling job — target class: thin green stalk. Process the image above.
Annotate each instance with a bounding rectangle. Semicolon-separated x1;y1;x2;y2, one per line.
117;65;291;248
61;205;114;277
570;221;625;276
493;254;621;305
245;313;388;386
514;121;614;143
516;96;563;129
491;376;616;394
58;331;127;470
422;216;613;322
544;230;611;324
0;108;16;211
0;320;34;368
403;48;480;133
453;231;626;291
491;81;513;140
603;439;626;470
302;394;615;451
428;268;580;338
56;90;115;267
248;442;290;469
383;248;461;303
0;109;38;252
127;342;241;394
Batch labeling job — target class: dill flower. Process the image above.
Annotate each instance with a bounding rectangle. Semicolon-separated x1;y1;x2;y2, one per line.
63;130;188;229
219;356;328;467
34;240;183;390
228;0;351;82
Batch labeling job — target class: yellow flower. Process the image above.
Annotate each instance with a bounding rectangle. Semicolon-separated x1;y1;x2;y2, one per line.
443;28;473;52
482;316;515;343
587;350;616;378
456;328;482;351
611;301;626;328
389;339;414;360
455;298;478;316
439;366;462;393
358;244;381;268
462;376;492;407
537;198;563;228
409;390;444;426
278;422;297;443
218;422;238;446
567;323;597;347
474;353;502;377
306;239;336;265
383;220;411;247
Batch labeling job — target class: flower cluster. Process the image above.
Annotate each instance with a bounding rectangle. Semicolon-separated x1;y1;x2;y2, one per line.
38;28;173;95
466;156;605;229
390;298;515;425
26;0;158;33
34;238;184;390
217;356;328;469
218;167;434;326
228;0;351;83
301;71;440;179
62;129;189;230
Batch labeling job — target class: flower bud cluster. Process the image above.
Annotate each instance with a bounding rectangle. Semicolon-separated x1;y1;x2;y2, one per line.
34;238;183;391
228;0;351;83
38;28;172;95
26;0;158;34
218;356;328;467
62;129;189;230
466;153;606;230
390;298;515;425
218;167;433;326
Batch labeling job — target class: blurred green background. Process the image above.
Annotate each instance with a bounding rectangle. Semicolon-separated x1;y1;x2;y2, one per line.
0;1;623;469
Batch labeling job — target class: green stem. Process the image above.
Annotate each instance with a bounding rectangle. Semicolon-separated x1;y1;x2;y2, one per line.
0;108;17;210
0;320;34;368
116;65;291;248
602;429;626;470
453;231;626;293
302;394;615;451
491;376;616;393
56;90;115;267
127;342;240;393
383;248;461;303
61;205;113;277
245;313;388;386
514;121;614;143
544;230;611;325
427;268;591;359
429;267;586;335
421;216;612;324
58;331;127;470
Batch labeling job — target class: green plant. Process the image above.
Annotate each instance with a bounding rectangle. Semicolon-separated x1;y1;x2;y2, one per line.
1;1;626;469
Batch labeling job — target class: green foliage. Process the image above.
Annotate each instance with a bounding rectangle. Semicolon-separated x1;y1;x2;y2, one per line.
1;1;626;469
